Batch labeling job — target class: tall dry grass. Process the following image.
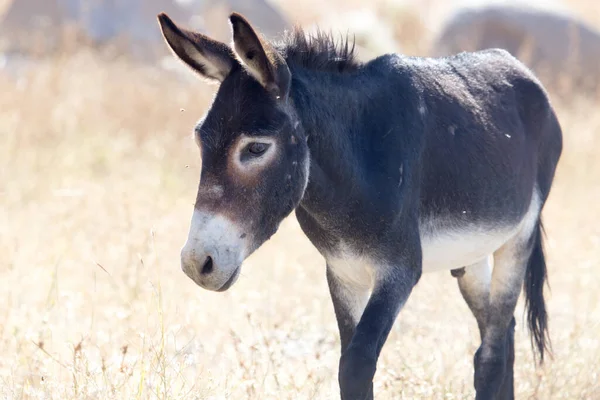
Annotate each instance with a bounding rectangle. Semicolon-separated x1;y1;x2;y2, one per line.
1;2;600;399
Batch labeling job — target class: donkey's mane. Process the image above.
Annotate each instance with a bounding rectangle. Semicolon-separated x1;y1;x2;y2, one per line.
277;27;361;73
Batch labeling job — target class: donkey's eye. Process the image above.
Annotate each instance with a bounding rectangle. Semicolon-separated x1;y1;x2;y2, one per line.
247;142;270;156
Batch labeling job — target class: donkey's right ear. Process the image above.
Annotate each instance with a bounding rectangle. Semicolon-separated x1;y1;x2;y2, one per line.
157;13;237;83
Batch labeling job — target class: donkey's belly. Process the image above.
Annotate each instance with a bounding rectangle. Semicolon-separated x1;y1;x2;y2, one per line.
419;224;518;273
420;188;541;273
324;190;541;277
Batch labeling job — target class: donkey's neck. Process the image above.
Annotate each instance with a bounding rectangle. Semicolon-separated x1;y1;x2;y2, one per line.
290;68;368;220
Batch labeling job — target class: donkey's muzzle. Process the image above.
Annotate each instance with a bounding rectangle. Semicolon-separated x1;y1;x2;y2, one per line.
180;210;247;291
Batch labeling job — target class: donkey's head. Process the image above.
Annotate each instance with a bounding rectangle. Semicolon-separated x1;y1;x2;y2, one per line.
158;13;309;291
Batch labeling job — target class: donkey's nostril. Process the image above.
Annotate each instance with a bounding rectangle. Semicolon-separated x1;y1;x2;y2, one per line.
200;256;214;275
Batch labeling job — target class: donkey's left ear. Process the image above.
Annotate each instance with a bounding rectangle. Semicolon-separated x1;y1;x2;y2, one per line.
229;13;291;100
157;13;237;83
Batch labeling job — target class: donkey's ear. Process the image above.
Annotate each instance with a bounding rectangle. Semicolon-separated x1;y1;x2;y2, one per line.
229;13;291;99
157;13;237;83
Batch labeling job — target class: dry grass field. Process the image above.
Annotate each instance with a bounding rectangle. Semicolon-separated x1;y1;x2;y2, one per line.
1;1;600;399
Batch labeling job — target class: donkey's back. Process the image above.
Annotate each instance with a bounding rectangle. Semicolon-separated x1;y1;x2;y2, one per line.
375;48;562;230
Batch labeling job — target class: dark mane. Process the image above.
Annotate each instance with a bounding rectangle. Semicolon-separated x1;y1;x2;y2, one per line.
277;27;361;73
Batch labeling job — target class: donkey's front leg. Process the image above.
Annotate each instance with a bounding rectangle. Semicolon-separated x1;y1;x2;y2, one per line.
334;260;420;400
327;266;371;353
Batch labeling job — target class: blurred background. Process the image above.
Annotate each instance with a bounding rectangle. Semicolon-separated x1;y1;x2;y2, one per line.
0;0;599;399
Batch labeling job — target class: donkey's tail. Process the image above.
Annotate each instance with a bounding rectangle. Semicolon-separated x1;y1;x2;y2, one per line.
524;219;552;364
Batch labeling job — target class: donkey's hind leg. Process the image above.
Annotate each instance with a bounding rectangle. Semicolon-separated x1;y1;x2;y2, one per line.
455;257;492;341
471;221;538;400
455;254;517;400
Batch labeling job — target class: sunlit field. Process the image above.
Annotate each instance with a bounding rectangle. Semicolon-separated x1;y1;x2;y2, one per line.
1;1;599;399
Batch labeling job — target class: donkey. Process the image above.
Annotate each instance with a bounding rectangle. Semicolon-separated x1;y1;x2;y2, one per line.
157;11;562;400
